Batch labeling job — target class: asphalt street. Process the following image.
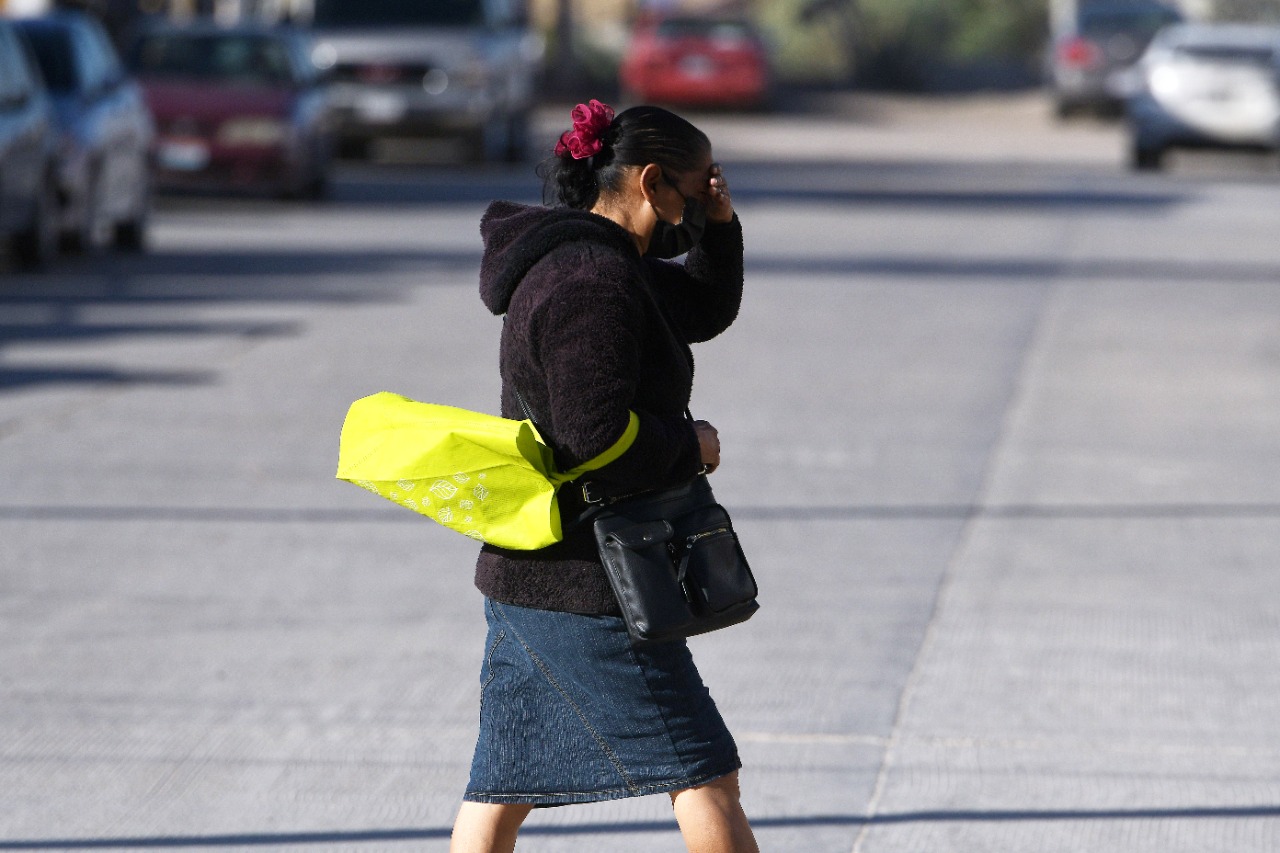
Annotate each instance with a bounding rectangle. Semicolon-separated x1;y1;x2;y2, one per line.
3;94;1280;852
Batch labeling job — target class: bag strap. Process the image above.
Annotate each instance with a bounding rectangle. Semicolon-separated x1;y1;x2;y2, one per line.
505;318;689;504
512;384;638;487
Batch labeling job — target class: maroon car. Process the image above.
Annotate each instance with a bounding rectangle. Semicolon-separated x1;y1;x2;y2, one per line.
129;24;332;199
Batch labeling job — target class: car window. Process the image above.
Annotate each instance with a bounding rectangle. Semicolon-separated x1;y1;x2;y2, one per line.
312;0;486;28
74;25;116;93
0;25;37;105
1174;43;1276;65
1081;8;1181;40
655;18;753;41
132;34;297;85
86;21;125;84
20;28;79;93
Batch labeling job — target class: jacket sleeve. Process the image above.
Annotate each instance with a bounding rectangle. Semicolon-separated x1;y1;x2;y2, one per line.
524;247;701;490
645;213;744;344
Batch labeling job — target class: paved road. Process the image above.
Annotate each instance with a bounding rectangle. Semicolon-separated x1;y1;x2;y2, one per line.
3;95;1280;852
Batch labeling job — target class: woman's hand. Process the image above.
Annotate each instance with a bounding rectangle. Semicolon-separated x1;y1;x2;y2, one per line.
694;420;720;473
705;163;733;224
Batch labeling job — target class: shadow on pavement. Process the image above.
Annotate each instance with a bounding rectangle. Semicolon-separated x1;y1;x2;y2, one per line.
745;255;1280;284
0;155;1201;395
312;159;1191;212
0;245;477;392
0;367;216;392
7;501;1280;524
3;805;1279;848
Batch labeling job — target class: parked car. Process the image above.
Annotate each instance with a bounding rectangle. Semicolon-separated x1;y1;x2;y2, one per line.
1049;0;1182;117
1126;23;1280;170
127;24;332;199
15;11;153;252
309;0;543;163
619;15;771;110
0;18;59;269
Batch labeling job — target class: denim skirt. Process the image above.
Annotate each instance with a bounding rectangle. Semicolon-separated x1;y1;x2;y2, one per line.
463;597;741;806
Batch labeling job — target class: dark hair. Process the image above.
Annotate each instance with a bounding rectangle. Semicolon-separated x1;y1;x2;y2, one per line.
537;106;711;210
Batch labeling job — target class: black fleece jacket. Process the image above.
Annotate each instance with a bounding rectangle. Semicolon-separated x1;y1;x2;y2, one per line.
475;200;745;615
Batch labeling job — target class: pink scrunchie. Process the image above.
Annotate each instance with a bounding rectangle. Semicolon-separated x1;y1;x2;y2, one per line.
554;99;615;160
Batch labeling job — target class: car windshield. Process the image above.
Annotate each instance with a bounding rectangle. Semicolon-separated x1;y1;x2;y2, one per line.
19;27;77;93
1081;8;1180;39
1174;43;1276;65
131;34;295;85
656;18;753;42
312;0;485;27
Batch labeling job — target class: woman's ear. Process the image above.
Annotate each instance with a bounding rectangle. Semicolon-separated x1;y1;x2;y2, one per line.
638;163;663;208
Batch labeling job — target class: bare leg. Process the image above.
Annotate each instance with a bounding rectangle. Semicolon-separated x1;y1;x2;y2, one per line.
450;801;533;853
670;771;759;853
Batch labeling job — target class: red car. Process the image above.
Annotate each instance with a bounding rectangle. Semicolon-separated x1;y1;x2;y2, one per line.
128;24;332;199
620;16;771;110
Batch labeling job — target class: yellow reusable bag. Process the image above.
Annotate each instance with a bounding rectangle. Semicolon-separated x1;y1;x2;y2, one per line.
336;392;638;550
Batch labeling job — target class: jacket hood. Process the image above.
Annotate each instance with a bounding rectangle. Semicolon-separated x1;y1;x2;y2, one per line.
479;201;639;316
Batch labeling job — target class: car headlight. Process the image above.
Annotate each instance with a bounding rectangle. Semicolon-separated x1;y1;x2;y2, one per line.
311;42;338;72
217;118;288;147
423;68;449;95
1148;65;1182;101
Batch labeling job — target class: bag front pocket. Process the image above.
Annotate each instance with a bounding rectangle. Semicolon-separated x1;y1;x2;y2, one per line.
598;519;695;639
674;517;757;614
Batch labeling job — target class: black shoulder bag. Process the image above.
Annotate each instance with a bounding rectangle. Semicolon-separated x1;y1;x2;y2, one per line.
514;391;759;645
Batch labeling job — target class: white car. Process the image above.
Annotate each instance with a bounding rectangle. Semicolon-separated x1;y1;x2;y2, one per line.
310;0;544;164
1126;23;1280;170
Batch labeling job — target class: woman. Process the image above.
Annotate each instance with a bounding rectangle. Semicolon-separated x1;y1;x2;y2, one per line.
452;100;757;853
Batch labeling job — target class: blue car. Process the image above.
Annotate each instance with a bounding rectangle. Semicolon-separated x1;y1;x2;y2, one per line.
15;12;154;251
0;18;59;269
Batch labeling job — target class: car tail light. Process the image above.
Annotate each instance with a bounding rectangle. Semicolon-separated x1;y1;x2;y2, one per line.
1058;36;1102;69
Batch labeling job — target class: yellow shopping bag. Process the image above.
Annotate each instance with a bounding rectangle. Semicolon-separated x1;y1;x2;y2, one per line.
336;392;638;550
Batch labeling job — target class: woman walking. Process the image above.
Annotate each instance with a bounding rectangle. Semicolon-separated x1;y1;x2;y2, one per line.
451;100;757;853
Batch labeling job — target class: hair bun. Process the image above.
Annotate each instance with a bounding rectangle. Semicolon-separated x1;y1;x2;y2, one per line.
554;99;615;160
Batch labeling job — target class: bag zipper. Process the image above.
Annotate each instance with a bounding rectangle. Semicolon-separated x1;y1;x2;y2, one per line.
686;527;730;548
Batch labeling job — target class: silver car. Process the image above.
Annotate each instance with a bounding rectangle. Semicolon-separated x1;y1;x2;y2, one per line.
16;12;154;251
1127;23;1280;170
309;0;544;163
1048;0;1182;118
0;18;59;269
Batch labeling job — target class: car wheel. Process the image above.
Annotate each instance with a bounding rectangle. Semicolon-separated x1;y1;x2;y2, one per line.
113;175;150;253
305;135;332;200
1131;142;1165;171
12;170;59;270
282;161;328;202
336;136;369;160
304;167;329;201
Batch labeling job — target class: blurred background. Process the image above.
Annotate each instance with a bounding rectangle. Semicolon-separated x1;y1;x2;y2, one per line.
3;0;1280;260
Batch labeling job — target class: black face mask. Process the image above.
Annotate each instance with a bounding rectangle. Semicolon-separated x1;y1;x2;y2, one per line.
646;180;708;259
